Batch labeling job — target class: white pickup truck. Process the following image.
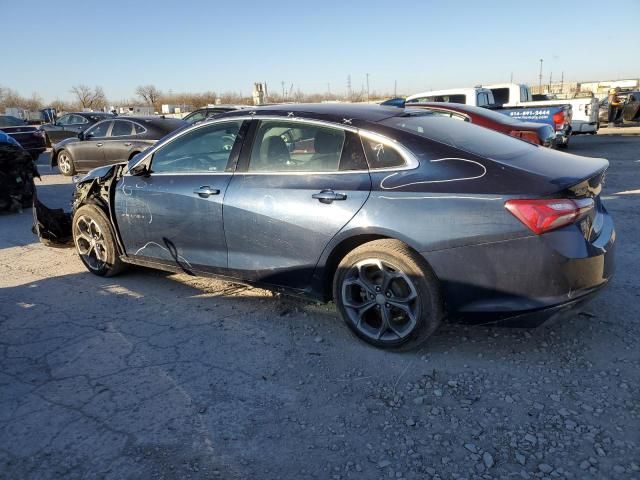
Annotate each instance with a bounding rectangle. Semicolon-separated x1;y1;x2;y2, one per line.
484;83;599;134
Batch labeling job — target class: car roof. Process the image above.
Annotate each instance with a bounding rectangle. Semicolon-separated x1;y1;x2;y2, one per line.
218;103;406;123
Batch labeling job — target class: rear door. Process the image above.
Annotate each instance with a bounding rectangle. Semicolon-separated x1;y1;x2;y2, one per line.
223;119;371;289
114;120;246;272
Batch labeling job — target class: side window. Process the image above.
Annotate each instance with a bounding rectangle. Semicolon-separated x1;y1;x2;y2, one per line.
70;115;88;125
151;121;242;174
133;123;146;134
476;93;489;106
186;111;206;123
86;121;111;138
492;88;509;105
111;120;134;137
248;121;345;172
361;136;406;169
57;114;72;126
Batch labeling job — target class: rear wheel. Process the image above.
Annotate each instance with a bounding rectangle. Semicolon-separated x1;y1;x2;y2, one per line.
72;205;125;277
333;239;442;350
57;150;75;176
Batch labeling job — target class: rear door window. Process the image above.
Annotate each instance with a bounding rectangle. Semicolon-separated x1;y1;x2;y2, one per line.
248;121;346;172
111;120;134;137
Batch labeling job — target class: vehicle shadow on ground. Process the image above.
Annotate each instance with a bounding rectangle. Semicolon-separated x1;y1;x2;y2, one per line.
1;265;600;362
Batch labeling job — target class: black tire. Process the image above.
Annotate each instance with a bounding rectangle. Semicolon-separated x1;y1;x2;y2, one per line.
558;137;569;149
333;239;443;350
72;205;125;277
57;149;75;176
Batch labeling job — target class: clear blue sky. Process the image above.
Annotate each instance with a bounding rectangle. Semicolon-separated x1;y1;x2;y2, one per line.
4;0;639;102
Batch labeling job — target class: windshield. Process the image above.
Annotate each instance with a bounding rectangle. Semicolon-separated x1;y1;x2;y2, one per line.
0;116;25;127
380;113;535;160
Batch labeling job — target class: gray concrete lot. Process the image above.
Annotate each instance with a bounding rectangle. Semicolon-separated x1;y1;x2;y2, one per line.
1;136;639;479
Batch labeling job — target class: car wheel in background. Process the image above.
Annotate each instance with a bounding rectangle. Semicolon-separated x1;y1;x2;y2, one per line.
333;239;443;350
57;150;75;176
72;205;125;277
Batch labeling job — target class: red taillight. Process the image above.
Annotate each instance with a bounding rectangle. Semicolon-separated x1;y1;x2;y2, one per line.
505;198;594;235
509;130;541;145
552;111;565;130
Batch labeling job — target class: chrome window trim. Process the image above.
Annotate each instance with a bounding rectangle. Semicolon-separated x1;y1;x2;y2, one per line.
125;115;419;176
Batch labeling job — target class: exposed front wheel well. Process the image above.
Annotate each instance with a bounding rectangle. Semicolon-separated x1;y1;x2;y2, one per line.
128;151;140;160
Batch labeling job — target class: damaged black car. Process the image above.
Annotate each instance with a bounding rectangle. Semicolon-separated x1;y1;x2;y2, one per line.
0;131;39;213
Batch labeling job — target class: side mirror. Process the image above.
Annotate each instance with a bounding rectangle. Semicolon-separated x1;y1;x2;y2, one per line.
77;132;85;140
130;162;151;177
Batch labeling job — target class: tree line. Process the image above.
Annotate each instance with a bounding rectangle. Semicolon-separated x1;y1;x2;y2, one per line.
1;84;396;114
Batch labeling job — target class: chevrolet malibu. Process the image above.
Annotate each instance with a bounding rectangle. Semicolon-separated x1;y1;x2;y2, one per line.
33;104;615;350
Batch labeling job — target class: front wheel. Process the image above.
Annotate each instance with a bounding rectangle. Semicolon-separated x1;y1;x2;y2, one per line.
57;150;75;176
73;205;125;277
333;239;443;350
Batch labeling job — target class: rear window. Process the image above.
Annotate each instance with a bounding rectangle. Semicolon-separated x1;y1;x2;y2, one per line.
380;113;534;160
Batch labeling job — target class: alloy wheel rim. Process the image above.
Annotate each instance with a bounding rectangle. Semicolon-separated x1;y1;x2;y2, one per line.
74;215;107;271
341;258;420;343
58;153;70;174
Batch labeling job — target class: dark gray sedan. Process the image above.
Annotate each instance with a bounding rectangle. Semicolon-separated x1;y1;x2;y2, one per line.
34;104;615;350
51;116;186;176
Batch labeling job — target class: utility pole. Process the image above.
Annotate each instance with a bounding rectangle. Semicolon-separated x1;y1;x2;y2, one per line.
549;72;553;93
347;75;352;101
560;71;564;93
538;59;543;91
281;81;285;101
366;73;370;103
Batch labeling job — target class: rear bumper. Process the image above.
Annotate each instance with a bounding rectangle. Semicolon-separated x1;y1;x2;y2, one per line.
422;213;615;326
571;121;599;134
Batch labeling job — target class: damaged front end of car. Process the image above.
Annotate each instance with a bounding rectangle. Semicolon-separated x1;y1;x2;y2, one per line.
32;163;127;248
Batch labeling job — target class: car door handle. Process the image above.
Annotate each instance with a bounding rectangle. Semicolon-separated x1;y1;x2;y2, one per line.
193;186;220;198
124;142;132;147
312;190;347;204
96;143;103;147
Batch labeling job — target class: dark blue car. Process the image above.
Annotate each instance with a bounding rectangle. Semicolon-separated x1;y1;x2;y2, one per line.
34;104;615;350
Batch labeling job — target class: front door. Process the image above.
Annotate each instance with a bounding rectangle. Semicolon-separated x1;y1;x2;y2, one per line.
72;120;110;171
114;120;246;273
102;119;136;164
223;119;372;289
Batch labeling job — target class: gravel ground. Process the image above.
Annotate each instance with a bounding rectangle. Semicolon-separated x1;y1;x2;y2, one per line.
1;135;639;479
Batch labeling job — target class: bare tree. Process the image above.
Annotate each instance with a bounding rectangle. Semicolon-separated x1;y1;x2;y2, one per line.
135;85;162;109
70;85;106;110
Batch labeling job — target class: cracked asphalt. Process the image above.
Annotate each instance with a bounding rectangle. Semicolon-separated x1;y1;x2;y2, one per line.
1;135;639;480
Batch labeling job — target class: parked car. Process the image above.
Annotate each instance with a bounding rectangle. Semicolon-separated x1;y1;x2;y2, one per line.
404;102;556;147
33;104;615;350
40;112;115;145
406;87;495;107
0;131;38;211
403;87;573;148
598;91;640;125
183;105;248;124
51;116;187;176
0;115;47;159
484;83;600;135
